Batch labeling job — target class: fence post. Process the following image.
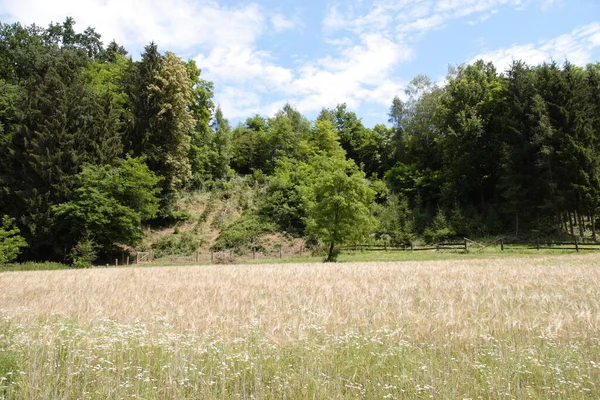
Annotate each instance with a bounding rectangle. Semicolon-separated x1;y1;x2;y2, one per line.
384;242;387;251
501;239;504;251
575;236;579;252
436;242;440;252
115;258;118;267
536;238;540;250
253;248;256;259
279;247;282;259
126;256;129;266
464;238;468;252
211;252;214;263
410;242;414;251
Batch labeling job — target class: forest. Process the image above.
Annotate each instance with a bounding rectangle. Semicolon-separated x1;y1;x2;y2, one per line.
1;18;600;264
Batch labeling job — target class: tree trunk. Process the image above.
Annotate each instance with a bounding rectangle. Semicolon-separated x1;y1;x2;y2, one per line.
578;211;585;238
515;213;519;236
592;212;597;242
326;242;336;262
569;212;575;237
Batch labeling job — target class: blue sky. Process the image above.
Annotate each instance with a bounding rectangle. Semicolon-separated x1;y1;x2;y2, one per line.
2;0;600;127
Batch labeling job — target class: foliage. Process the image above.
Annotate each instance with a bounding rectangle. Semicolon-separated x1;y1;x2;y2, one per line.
375;194;416;245
0;216;28;264
2;16;600;263
53;157;161;256
152;231;205;258
0;261;68;272
69;236;98;268
423;209;456;244
305;157;376;261
260;159;312;236
211;214;275;253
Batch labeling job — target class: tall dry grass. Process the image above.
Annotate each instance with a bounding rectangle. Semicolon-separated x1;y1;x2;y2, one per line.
2;254;599;338
1;253;600;398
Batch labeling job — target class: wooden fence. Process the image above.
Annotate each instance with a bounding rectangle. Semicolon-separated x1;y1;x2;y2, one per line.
102;237;598;268
341;237;600;253
500;238;600;252
340;240;468;252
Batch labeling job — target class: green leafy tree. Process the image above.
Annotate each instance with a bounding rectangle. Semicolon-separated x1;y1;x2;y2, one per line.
230;115;271;174
308;118;344;158
306;157;375;261
4;48;122;259
126;45;194;212
423;209;456;244
261;159;315;236
438;61;505;212
0;216;28;263
53;157;161;257
186;59;219;186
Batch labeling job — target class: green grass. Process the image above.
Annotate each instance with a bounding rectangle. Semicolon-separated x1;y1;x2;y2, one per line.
99;247;593;269
234;247;586;265
1;318;598;399
1;247;588;273
0;261;69;273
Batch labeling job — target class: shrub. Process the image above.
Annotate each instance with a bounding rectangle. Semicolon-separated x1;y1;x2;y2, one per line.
0;216;28;264
152;232;205;258
423;209;456;244
69;237;98;268
211;214;275;253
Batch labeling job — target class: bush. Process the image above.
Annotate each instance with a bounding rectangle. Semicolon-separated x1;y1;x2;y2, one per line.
0;216;28;264
423;209;456;244
69;237;98;268
152;232;206;258
0;262;68;272
211;214;275;253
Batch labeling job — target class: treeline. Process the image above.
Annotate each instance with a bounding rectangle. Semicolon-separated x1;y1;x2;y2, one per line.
384;61;600;242
1;18;599;264
0;18;225;262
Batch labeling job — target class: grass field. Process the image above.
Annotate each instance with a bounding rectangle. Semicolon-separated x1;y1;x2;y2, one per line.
1;253;600;399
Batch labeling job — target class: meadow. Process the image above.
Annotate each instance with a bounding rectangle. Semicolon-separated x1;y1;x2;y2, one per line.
1;253;600;399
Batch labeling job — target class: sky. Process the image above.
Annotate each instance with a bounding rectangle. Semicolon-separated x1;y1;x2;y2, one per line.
1;0;600;127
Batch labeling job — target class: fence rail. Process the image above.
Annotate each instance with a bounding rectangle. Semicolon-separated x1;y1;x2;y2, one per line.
340;240;468;252
100;237;598;268
500;238;600;252
341;238;600;253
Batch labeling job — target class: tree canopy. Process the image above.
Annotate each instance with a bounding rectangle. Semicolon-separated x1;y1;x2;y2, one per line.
2;17;600;264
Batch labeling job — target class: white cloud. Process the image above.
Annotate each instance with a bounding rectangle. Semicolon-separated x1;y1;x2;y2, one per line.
470;23;600;72
541;0;563;11
0;0;268;57
291;33;410;112
0;0;302;118
270;13;301;33
201;31;410;118
324;0;531;39
1;0;593;123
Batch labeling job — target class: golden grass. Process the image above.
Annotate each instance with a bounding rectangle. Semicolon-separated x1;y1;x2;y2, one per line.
1;253;600;398
2;253;600;339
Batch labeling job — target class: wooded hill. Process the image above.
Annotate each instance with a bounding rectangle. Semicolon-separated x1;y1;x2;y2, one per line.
1;18;600;264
